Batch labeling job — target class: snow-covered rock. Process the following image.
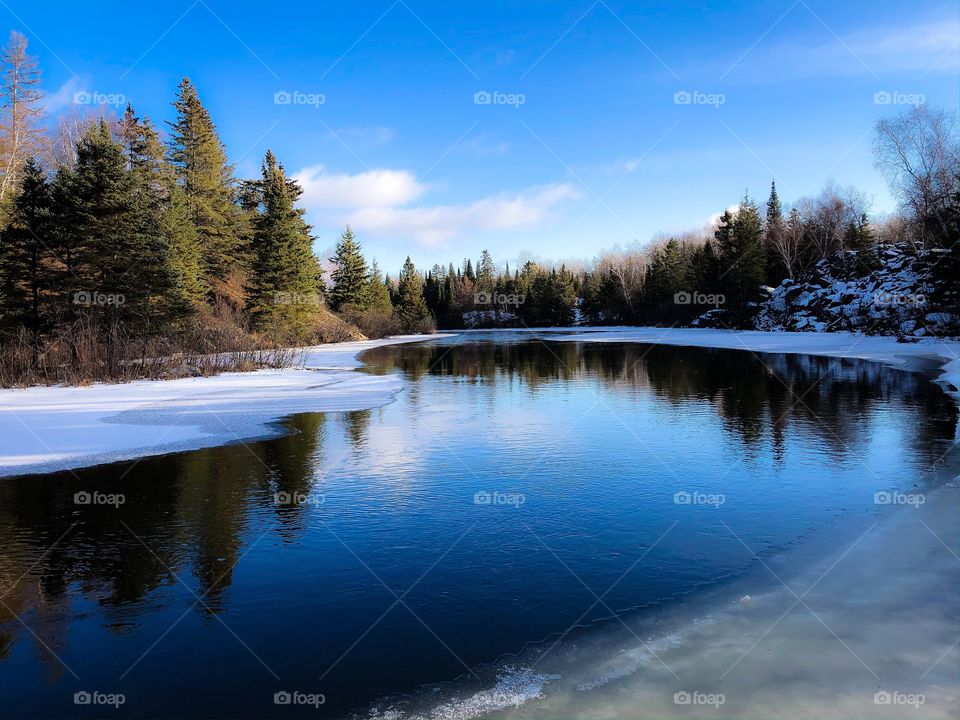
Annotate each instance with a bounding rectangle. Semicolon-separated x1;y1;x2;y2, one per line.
751;243;957;337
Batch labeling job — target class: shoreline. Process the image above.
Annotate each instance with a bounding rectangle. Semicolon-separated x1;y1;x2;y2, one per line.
1;328;957;478
0;335;443;478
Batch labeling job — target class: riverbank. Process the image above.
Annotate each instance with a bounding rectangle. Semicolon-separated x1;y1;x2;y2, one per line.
0;335;441;477
1;329;957;477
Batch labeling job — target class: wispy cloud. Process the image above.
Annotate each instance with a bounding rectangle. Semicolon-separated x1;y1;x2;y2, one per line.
43;75;85;113
721;16;959;81
345;183;580;246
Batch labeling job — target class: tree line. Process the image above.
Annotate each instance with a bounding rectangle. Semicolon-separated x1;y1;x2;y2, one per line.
0;29;956;385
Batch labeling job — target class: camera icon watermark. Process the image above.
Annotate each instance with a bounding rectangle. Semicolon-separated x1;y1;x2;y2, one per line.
872;291;925;306
673;690;725;707
474;291;525;306
73;90;126;107
473;490;526;508
673;490;725;508
74;490;125;508
874;490;925;508
673;90;725;108
273;491;325;507
873;90;925;106
874;690;925;708
74;691;125;708
274;90;326;108
674;290;725;307
473;90;525;108
73;291;125;307
273;690;325;707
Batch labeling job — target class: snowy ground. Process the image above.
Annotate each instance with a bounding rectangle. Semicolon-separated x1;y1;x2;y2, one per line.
1;328;957;478
0;335;443;477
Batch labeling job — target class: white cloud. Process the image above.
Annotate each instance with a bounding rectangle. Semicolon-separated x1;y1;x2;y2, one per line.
345;183;580;246
43;76;86;113
293;165;426;209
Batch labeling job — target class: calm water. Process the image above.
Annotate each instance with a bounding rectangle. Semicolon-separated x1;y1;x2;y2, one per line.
0;333;955;718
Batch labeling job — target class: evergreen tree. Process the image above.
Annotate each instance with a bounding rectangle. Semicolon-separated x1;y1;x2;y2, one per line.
364;258;393;313
764;180;787;284
246;150;320;338
328;225;369;310
397;256;429;331
729;194;766;307
168;78;242;287
0;157;51;354
118;106;185;323
65;120;156;362
477;249;495;290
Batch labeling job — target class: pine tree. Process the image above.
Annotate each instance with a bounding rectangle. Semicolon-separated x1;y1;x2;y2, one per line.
364;258;393;313
168;78;242;287
764;180;787;284
0;157;51;355
727;195;766;307
328;226;368;310
477;249;495;290
118;106;186;323
64;120;151;366
397;256;429;331
246;150;320;339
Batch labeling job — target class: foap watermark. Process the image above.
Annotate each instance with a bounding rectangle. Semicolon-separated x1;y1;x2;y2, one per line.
73;90;126;107
674;290;725;307
74;490;125;508
872;291;926;306
74;291;125;307
273;691;326;708
674;90;725;108
274;291;323;306
474;90;525;108
873;90;925;106
474;490;525;508
74;691;125;709
673;690;725;707
874;690;925;708
274;491;325;507
474;291;525;306
674;490;725;508
874;490;925;508
274;90;326;108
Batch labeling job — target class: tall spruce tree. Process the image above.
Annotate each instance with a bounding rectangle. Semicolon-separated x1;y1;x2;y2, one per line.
246;150;320;339
364;259;393;313
328;226;368;310
118;106;185;323
397;256;429;330
168;78;243;288
725;194;766;308
477;249;495;290
764;180;786;284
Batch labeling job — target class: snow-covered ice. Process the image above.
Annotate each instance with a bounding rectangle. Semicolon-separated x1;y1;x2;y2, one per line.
0;335;443;477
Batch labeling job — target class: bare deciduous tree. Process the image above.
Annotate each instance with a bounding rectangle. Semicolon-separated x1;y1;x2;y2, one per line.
873;105;959;244
0;31;44;205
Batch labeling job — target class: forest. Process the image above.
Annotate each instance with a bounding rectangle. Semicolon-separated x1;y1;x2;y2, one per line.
0;30;956;386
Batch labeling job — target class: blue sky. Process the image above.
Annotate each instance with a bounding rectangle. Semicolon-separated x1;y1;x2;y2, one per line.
16;0;960;273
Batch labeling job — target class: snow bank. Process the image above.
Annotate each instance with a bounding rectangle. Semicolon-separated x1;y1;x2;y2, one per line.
0;335;443;477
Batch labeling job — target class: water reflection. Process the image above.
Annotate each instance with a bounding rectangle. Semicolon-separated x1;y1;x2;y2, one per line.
0;339;954;718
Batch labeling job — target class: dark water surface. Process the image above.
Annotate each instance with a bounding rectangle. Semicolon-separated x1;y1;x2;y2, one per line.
0;334;955;718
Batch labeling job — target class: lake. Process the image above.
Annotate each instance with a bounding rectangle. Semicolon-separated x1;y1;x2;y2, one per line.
0;332;955;718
